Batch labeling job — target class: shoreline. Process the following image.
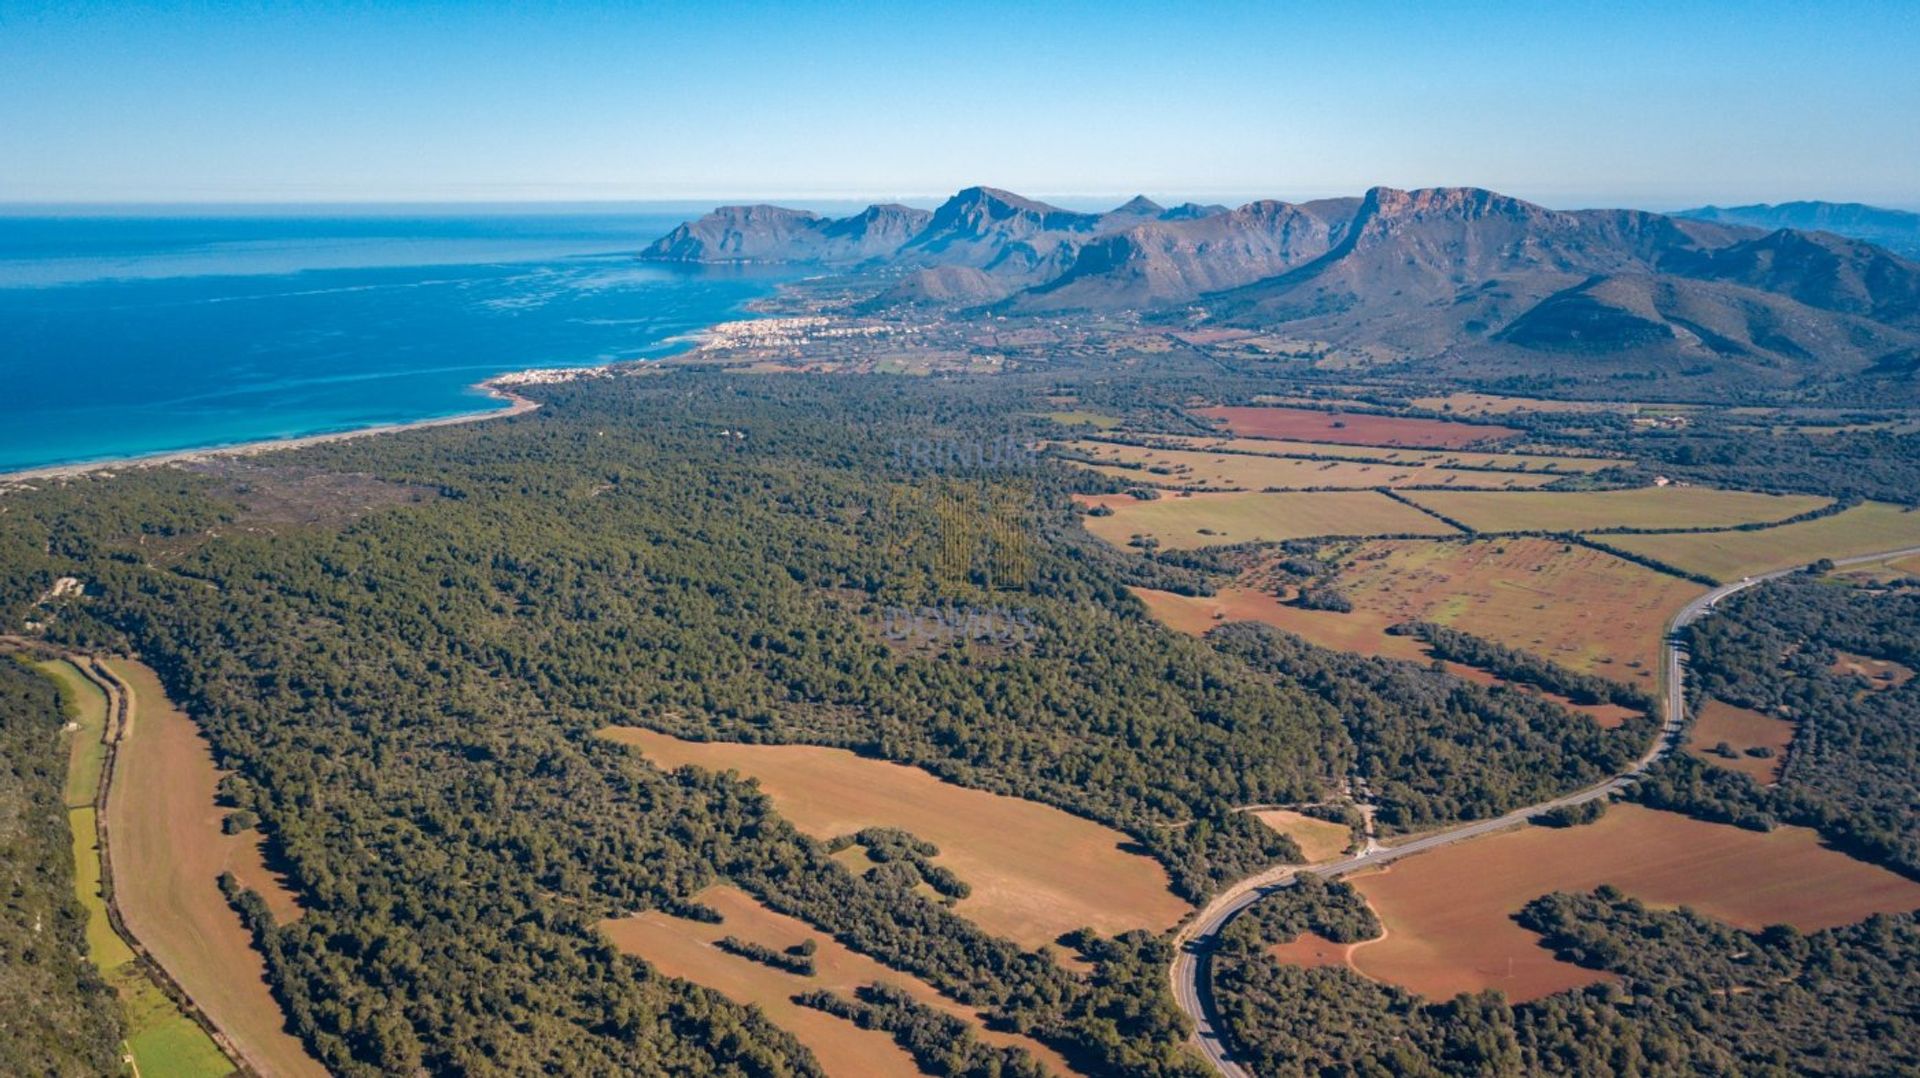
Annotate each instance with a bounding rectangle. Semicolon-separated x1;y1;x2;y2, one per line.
0;380;546;487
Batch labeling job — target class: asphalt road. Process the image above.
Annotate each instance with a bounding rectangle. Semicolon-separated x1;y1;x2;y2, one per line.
1170;544;1920;1077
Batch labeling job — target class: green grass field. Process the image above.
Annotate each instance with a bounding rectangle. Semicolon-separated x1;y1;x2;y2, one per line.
1604;502;1920;581
1400;486;1828;533
67;806;137;970
39;659;109;808
111;965;234;1078
1046;409;1124;429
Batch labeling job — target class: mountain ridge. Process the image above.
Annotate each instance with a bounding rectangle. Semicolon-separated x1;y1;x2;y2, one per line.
1679;201;1920;258
641;185;1920;395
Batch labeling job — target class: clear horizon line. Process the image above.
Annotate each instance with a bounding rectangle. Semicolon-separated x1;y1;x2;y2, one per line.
4;191;1917;215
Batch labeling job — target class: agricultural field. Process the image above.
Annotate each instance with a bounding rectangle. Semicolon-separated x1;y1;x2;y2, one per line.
1131;585;1428;662
109;966;234;1078
1059;441;1563;491
598;727;1190;947
1043;409;1122;429
1400;486;1828;533
102;658;321;1078
1604;501;1920;581
1193;405;1520;448
1330;804;1920;1002
1131;576;1647;724
1247;810;1351;862
1150;435;1625;473
1685;698;1794;784
1076;490;1457;551
1323;538;1703;689
38;657;232;1078
39;660;108;809
1267;931;1357;971
601;885;1072;1077
1408;392;1632;416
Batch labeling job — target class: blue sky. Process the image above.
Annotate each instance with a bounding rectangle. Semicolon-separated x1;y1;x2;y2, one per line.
3;0;1917;209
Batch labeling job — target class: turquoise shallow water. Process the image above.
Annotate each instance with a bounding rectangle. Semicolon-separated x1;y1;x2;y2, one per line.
0;211;781;473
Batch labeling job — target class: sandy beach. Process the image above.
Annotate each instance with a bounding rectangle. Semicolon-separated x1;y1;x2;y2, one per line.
0;380;544;488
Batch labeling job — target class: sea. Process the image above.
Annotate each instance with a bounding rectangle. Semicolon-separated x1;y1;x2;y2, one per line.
0;209;787;474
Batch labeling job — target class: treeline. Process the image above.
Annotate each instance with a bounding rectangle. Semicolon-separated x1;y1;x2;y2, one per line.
1629;575;1920;877
795;983;1047;1078
718;936;815;976
1400;621;1660;714
830;828;971;901
0;657;126;1076
1571;422;1920;506
1208;623;1652;830
1214;883;1920;1075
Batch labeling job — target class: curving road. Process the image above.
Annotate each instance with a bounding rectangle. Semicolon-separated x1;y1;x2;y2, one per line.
1170;545;1920;1077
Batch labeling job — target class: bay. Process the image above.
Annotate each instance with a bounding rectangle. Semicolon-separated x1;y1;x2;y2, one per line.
0;210;780;473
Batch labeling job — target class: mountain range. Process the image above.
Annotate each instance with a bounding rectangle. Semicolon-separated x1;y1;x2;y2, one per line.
643;186;1920;395
1678;201;1920;258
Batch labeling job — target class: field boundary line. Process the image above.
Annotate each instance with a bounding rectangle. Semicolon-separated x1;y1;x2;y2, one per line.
80;656;267;1078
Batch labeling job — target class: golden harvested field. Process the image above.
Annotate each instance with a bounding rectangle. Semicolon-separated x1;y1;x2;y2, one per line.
1686;698;1794;784
602;885;1072;1077
1150;435;1624;473
599;727;1190;947
1130;585;1430;661
1130;583;1643;727
1061;441;1562;491
1195;405;1520;448
1077;490;1457;551
102;658;322;1078
1198;438;1620;470
1604;501;1920;581
1332;804;1920;1002
1248;810;1351;862
1400;486;1827;533
1327;538;1704;689
1408;393;1630;416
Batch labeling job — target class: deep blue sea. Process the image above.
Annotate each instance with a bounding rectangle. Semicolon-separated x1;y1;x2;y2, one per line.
0;210;784;473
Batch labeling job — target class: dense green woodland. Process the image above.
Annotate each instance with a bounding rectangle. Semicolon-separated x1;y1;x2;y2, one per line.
1631;574;1920;877
1208;624;1651;830
0;658;125;1075
1213;880;1920;1076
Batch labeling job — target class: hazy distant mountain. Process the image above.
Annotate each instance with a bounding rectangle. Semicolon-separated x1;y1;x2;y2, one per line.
1679;202;1920;257
642;184;1920;394
1158;202;1231;221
